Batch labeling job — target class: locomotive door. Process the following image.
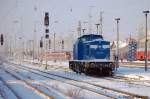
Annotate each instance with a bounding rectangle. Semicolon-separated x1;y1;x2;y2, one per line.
84;44;90;59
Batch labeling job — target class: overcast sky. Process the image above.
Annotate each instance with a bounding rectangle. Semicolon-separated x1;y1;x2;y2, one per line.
0;0;150;41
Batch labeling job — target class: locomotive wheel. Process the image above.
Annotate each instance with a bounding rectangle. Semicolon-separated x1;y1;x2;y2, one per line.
109;71;112;76
74;63;81;74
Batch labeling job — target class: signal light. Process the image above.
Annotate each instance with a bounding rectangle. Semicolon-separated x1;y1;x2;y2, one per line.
61;40;64;49
0;34;4;45
45;29;49;33
44;12;49;26
45;33;49;39
40;40;43;48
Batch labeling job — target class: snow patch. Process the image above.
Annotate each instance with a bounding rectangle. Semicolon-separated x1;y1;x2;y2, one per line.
124;74;150;81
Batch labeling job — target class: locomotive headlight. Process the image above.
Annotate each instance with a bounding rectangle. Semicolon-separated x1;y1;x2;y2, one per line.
90;63;95;68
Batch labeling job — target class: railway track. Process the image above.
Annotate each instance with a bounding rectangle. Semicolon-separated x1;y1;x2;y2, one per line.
7;62;148;99
0;75;20;99
5;63;123;99
0;66;54;99
102;75;150;88
7;67;75;99
23;61;150;87
120;62;150;68
17;61;150;88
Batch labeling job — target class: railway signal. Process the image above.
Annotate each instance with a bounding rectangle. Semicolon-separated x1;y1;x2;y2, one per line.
0;34;4;45
44;12;50;70
44;12;49;26
45;29;49;39
44;12;49;39
40;39;43;48
61;40;64;50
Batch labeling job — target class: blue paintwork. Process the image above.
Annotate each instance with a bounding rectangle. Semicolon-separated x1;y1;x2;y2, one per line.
73;34;110;60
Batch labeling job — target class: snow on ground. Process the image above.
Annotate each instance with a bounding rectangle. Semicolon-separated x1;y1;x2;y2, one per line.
47;69;150;97
9;59;150;98
2;61;110;99
0;68;44;99
0;64;70;99
0;75;18;99
117;66;150;80
11;61;150;96
24;59;69;67
122;60;150;64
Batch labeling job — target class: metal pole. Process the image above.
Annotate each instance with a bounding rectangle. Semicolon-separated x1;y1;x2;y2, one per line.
22;41;24;62
45;38;48;70
100;11;104;35
88;6;95;34
40;37;43;66
54;33;56;52
33;22;37;63
115;18;120;70
143;10;149;71
19;37;22;64
145;13;148;71
14;33;16;58
78;21;82;37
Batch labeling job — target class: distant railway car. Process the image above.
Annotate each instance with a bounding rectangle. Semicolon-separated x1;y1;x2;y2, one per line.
69;34;115;76
136;49;150;61
42;51;71;61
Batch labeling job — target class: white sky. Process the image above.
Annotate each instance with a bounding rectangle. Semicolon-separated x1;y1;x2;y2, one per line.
0;0;150;41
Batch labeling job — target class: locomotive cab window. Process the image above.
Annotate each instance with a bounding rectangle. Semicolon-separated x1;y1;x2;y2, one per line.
90;45;98;49
103;45;110;48
97;45;102;49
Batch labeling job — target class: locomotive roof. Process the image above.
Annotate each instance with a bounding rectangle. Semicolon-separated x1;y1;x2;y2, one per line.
84;38;110;44
77;34;111;44
78;34;103;40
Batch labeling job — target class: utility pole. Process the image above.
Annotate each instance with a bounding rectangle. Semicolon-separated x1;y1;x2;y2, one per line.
40;36;43;66
18;37;22;64
77;21;82;37
61;40;64;51
143;10;149;71
53;33;56;52
32;23;36;63
100;11;104;35
88;6;95;34
115;18;120;70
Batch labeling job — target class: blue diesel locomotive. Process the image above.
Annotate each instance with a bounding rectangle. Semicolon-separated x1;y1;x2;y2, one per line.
69;34;115;76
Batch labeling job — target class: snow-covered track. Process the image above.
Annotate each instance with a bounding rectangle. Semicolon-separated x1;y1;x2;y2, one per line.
8;62;148;99
103;75;150;87
6;63;118;98
0;66;54;99
121;62;150;68
0;76;20;99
